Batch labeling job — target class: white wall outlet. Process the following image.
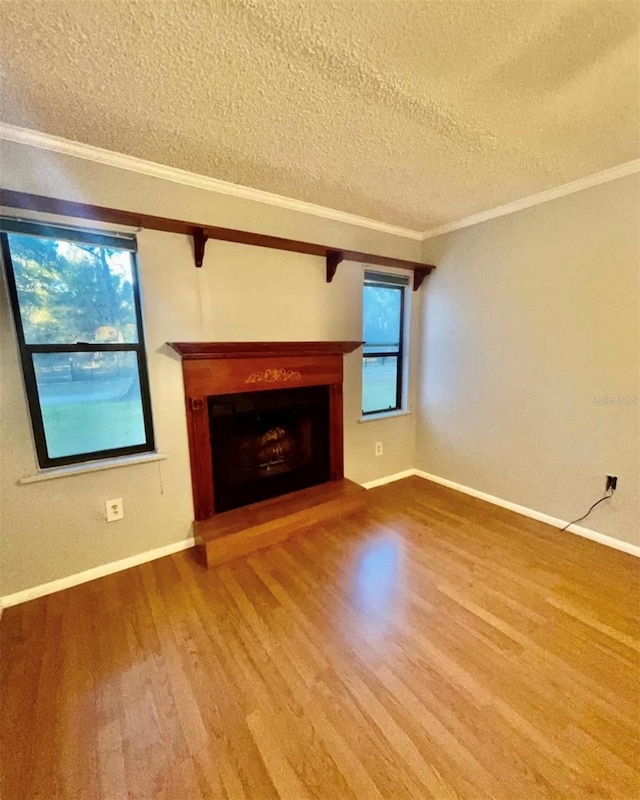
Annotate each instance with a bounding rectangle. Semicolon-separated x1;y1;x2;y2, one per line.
375;441;383;456
106;498;124;523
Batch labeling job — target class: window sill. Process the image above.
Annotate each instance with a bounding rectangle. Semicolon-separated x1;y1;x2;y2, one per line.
19;452;168;484
358;409;412;423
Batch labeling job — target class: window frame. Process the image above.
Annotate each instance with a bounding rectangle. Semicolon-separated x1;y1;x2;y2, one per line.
0;221;156;469
361;272;407;416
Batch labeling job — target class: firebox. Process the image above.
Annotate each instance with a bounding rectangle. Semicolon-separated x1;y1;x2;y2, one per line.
209;385;331;512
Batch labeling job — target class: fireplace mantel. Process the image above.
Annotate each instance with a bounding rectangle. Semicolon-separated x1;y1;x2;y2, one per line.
170;340;363;522
169;341;363;360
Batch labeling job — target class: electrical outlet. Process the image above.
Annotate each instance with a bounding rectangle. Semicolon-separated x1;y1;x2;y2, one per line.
605;475;618;493
375;441;383;456
106;498;124;522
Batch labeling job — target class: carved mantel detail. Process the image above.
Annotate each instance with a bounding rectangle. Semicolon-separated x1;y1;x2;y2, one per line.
245;368;302;384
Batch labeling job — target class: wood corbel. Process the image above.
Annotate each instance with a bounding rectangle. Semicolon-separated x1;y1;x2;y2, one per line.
193;228;208;268
326;250;344;283
413;265;434;292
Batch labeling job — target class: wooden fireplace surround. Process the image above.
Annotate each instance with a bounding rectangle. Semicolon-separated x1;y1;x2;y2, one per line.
169;341;363;521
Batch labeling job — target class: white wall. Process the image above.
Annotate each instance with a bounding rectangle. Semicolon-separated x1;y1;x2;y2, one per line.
0;140;420;597
418;174;640;546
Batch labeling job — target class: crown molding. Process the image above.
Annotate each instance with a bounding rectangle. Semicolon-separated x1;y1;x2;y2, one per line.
0;122;422;241
422;159;640;240
3;123;637;244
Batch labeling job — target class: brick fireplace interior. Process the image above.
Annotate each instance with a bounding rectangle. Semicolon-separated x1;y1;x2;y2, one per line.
209;384;331;512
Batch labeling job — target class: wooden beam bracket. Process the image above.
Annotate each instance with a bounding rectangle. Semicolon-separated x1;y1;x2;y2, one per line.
413;266;434;292
326;250;344;283
193;228;208;268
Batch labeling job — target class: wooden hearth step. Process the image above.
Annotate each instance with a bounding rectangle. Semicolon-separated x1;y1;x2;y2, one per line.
194;478;367;568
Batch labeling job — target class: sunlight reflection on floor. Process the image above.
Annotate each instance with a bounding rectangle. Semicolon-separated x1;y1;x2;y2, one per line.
349;534;405;640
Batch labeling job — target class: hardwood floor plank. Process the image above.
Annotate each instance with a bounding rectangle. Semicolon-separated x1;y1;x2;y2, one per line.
1;476;638;799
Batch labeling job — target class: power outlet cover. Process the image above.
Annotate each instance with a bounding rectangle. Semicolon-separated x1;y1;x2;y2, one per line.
106;498;124;522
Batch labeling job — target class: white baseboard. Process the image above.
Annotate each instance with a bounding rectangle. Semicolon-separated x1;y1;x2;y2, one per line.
413;469;640;558
361;469;416;490
3;468;637;610
0;537;195;609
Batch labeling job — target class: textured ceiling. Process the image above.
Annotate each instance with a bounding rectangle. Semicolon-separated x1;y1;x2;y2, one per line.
1;1;638;231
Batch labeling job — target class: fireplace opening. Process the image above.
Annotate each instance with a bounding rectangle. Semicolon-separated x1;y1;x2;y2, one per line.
209;385;331;513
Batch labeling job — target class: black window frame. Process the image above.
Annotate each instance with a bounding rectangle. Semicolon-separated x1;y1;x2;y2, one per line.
0;220;155;469
362;272;407;416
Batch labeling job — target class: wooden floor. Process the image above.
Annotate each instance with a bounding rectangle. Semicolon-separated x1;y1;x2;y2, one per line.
1;476;638;800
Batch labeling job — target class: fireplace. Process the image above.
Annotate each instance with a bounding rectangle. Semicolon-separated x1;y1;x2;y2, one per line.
169;341;366;567
209;385;331;512
170;342;361;522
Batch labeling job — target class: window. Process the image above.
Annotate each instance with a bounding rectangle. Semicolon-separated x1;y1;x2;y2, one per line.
362;270;408;415
1;219;155;468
